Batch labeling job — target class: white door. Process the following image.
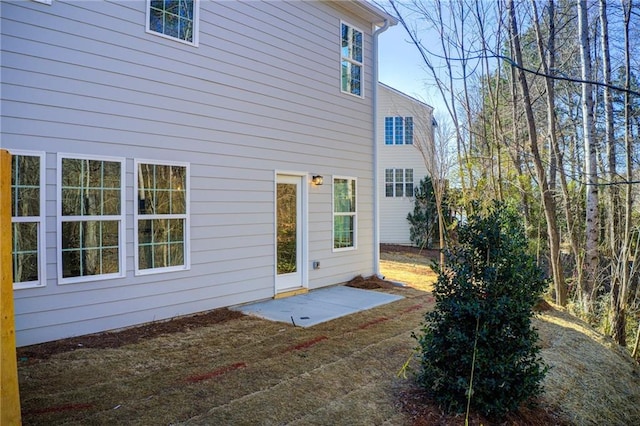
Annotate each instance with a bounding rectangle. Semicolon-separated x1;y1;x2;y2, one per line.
275;174;304;293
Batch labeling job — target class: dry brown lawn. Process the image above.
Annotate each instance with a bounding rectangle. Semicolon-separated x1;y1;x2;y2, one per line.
380;252;438;293
15;246;640;425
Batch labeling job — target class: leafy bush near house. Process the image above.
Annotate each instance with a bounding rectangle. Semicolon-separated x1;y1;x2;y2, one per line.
414;202;548;417
407;176;439;249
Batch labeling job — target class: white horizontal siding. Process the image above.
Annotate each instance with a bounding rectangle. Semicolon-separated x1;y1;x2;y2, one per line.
2;0;383;346
378;84;434;245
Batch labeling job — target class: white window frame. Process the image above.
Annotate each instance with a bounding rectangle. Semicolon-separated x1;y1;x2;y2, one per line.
385;116;414;145
11;150;46;289
146;0;200;47
332;176;357;252
385;168;414;198
57;153;126;284
340;21;364;98
134;159;190;276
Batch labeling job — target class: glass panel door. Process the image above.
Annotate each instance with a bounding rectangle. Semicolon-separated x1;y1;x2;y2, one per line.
276;175;303;292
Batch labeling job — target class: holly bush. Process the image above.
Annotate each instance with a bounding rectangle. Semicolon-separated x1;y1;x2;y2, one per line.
415;202;548;417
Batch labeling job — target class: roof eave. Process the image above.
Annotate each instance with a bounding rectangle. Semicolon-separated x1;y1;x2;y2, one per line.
337;1;398;26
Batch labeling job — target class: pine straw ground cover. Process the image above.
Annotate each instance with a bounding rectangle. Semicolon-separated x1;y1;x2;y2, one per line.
16;246;640;425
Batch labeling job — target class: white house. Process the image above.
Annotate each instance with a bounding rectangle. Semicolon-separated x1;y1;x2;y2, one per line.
0;0;396;346
378;83;435;245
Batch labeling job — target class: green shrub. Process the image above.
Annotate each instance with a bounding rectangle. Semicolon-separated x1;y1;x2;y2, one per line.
414;201;548;417
407;176;439;249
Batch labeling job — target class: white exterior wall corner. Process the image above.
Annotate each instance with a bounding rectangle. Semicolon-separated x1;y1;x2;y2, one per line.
1;0;387;346
377;83;434;245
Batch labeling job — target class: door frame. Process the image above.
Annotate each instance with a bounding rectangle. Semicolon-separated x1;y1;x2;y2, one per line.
274;171;308;295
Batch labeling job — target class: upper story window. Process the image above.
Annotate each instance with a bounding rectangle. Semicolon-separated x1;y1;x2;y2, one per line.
58;155;126;284
385;116;413;145
135;160;190;275
147;0;199;46
385;168;414;198
333;177;357;250
341;22;363;97
11;151;46;289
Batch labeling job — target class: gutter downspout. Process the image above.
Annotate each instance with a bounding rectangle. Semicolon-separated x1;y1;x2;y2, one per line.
373;19;391;278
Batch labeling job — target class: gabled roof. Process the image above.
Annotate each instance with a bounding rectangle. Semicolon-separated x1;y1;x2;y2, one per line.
334;1;398;26
378;82;434;111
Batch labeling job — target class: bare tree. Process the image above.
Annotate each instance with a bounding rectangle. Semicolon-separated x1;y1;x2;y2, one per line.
414;111;455;267
508;0;567;306
610;0;634;346
531;0;578;305
578;0;599;313
388;0;479;206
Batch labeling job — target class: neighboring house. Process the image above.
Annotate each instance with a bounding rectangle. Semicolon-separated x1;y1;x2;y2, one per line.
377;82;435;245
1;0;395;346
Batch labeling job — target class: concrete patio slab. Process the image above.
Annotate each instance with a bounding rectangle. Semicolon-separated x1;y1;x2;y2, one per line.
230;286;404;327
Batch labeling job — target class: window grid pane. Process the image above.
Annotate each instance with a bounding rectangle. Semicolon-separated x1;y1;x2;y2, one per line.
385;168;414;198
333;177;356;249
12;155;40;217
138;219;185;270
334;215;354;249
61;220;120;278
149;0;194;42
11;154;42;286
341;23;363;96
394;117;404;144
385;117;414;145
139;164;186;215
61;159;121;217
384;117;394;145
12;222;39;283
334;179;356;213
137;162;188;271
60;156;123;281
405;117;414;144
405;169;414;197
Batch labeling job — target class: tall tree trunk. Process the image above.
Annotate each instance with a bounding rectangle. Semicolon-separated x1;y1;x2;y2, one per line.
531;0;569;306
578;0;598;313
508;0;566;306
507;38;531;232
611;0;634;346
600;0;622;344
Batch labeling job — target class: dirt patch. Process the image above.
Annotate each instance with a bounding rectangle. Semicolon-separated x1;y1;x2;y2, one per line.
17;308;244;361
396;382;570;426
346;274;399;289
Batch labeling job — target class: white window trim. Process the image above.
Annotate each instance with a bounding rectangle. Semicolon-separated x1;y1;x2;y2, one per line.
32;0;52;4
340;20;365;98
332;175;357;252
134;159;191;276
385;116;414;145
57;153;126;285
385;168;414;198
145;0;200;47
11;150;46;290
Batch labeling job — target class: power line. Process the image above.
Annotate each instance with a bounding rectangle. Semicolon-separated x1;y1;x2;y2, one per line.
421;48;640;98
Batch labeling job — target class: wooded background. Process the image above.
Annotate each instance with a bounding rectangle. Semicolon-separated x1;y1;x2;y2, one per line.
383;0;640;355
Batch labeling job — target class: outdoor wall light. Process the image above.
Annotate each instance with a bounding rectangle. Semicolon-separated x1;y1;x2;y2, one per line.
312;175;324;185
